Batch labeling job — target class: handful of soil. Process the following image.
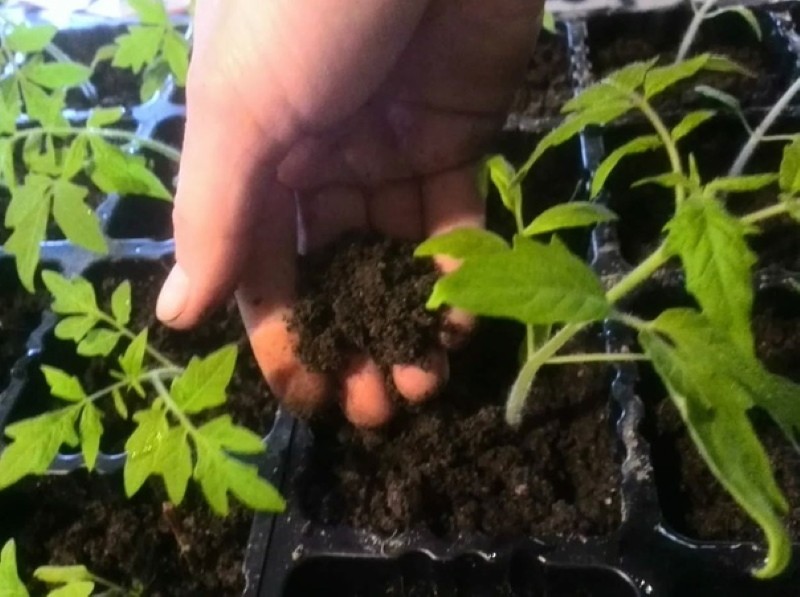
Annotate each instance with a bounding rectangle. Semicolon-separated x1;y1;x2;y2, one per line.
290;233;441;375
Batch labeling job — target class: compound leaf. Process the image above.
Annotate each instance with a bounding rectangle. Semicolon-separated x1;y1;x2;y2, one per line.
112;27;164;74
42;271;98;316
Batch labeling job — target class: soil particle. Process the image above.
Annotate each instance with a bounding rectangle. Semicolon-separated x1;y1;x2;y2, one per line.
2;473;249;596
291;234;440;375
509;31;572;120
649;293;800;540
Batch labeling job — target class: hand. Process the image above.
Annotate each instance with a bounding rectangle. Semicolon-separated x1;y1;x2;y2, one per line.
156;0;543;427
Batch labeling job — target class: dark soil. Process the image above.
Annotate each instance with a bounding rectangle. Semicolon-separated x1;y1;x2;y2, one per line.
1;472;250;596
588;8;791;111
9;259;277;454
509;30;572;121
283;552;638;597
291;234;441;375
0;262;47;392
297;318;621;540
648;290;800;541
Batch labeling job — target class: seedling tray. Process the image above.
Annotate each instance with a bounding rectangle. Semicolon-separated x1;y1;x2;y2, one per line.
2;3;800;596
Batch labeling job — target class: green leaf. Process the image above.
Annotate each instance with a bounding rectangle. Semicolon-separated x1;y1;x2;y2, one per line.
34;565;92;584
427;236;609;324
61;136;88;181
671;110;716;142
705;174;778;195
162;30;189;85
19;81;66;128
91;44;117;67
171;345;237;414
112;388;129;419
0;94;21;135
6;23;56;53
51;179;107;255
0;541;29;597
590;135;662;199
632;171;696;192
54;315;97;343
79;404;103;471
199;416;265;455
88;137;171;200
639;310;791;579
160;428;192;504
4;176;51;291
42;271;98;316
0;408;80;489
77;329;121;357
24;63;91;90
194;443;285;515
716;6;761;41
111;281;132;325
118;329;147;396
695;84;743;114
664;197;756;354
41;366;86;402
779;138;800;195
46;582;94;597
87;107;124;128
523;202;617;235
128;0;169;25
139;59;171;102
518;100;634;181
124;407;168;497
562;58;658;113
541;10;557;34
644;54;751;100
23;133;59;177
486;155;521;214
112;27;164;74
414;228;508;259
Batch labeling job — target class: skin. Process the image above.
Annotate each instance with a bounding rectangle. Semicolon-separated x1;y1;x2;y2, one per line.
157;0;544;427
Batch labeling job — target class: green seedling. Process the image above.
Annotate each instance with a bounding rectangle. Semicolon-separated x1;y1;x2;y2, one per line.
1;539;143;597
418;54;800;578
677;0;761;63
94;0;190;102
0;272;285;516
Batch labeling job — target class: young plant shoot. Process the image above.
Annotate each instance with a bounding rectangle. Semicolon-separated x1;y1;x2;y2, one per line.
417;54;800;578
0;272;285;516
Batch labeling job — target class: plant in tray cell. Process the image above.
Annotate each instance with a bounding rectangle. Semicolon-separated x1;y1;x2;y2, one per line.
418;54;800;578
93;0;190;103
2;539;143;597
0;271;285;516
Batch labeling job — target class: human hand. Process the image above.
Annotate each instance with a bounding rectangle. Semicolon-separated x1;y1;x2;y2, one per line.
156;0;543;427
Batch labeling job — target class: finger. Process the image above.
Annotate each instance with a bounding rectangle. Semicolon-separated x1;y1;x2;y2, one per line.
367;179;423;240
341;357;394;428
422;163;485;347
235;182;330;418
297;186;368;254
392;348;449;404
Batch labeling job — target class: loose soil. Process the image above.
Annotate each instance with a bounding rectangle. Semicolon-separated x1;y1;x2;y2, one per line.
10;259;277;453
290;233;620;539
0;262;47;392
508;31;572;122
647;290;800;540
1;472;250;596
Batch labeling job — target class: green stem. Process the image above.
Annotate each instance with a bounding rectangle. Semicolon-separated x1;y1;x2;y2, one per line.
606;243;670;304
634;96;686;205
90;572;133;595
544;352;649;365
94;312;177;370
151;375;200;440
11;126;181;163
676;0;718;63
85;367;182;405
505;323;584;426
741;202;793;225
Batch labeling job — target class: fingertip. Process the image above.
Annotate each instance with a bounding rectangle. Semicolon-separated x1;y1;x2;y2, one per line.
341;357;393;428
392;349;449;404
440;307;476;349
156;264;191;328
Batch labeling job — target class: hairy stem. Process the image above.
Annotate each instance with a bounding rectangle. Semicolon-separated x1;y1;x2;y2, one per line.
730;75;800;177
606;244;670;304
544;352;650;364
676;0;718;63
151;375;200;439
95;311;177;369
634;96;686;205
85;367;182;404
741;201;796;225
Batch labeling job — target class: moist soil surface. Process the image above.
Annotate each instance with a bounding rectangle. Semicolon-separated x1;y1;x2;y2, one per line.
588;9;789;111
290;234;620;539
1;472;250;596
0;263;47;392
10;259;277;453
508;30;572;122
648;291;800;540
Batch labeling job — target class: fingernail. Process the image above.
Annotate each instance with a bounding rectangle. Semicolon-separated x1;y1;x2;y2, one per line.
157;265;190;322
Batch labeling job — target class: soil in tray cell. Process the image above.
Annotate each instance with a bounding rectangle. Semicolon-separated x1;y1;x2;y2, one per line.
7;259;276;454
283;552;638;597
508;28;572;121
290;234;621;540
0;472;250;597
0;261;48;392
587;8;791;112
646;288;800;542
